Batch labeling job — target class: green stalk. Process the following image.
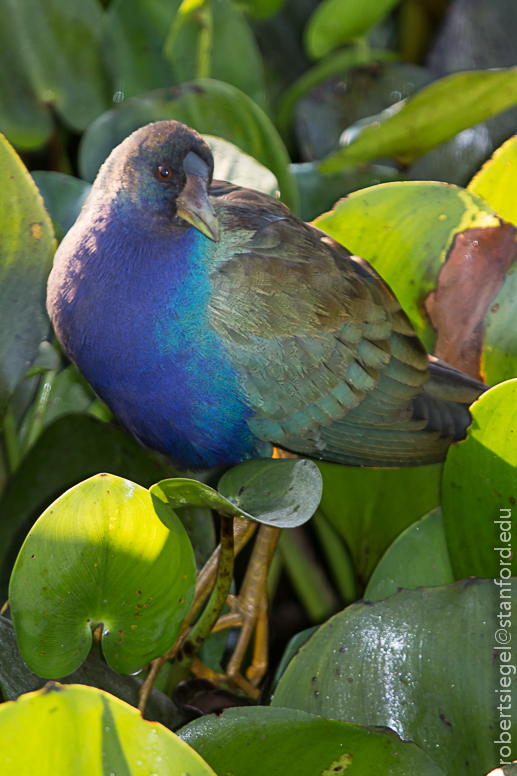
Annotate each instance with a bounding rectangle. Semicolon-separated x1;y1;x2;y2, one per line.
167;514;234;693
3;407;21;474
312;508;357;604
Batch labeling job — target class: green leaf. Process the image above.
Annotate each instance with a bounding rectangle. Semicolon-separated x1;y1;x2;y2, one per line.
0;0;110;141
78;78;299;213
313;181;499;351
0;616;184;729
0;134;55;425
364;507;454;602
179;706;444;776
0;413;180;598
320;67;517;172
273;579;510;776
469;135;517;227
9;473;196;678
31;172;91;236
305;0;401;59
443;379;517;579
0;683;215;775
317;460;442;586
480;264;517;385
154;457;322;528
205;135;279;196
236;0;286;19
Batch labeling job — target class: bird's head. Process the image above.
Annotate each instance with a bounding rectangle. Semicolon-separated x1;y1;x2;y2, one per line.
97;120;220;242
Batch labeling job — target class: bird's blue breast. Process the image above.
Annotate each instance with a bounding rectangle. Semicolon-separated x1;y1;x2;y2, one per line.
53;215;265;468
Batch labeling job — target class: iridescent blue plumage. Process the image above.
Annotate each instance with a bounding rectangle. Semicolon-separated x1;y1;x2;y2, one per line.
47;120;486;471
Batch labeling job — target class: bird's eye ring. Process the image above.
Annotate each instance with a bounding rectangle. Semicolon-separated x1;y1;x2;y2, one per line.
157;165;171;180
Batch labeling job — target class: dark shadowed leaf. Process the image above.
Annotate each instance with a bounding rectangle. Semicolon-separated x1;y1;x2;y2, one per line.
364;507;454;602
239;0;286;19
0;134;55;425
154;457;322;528
316;460;442;586
321;68;517;172
273;579;510;776
0;683;215;775
305;0;401;59
78;78;298;212
205;135;279;195
443;380;517;579
179;706;444;776
9;473;196;678
31;172;91;235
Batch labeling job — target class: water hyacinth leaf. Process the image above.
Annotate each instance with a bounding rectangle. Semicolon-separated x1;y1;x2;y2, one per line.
0;134;55;425
31;172;92;236
0;683;216;775
305;0;401;60
179;706;445;776
154;458;322;528
316;460;442;586
443;379;517;579
78;78;298;212
481;264;517;385
273;579;509;776
9;474;196;678
364;507;454;602
0;0;109;138
320;67;517;172
205;136;279;196
219;458;323;528
313;181;500;352
239;0;286;19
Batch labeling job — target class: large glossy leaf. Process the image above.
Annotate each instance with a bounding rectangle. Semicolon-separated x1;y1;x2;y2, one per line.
179;706;444;776
9;473;196;678
0;616;184;729
0;0;109;143
273;579;510;776
79;78;299;212
153;457;322;528
317;460;442;586
468;134;517;227
0;134;55;424
0;414;180;599
321;68;517;172
31;172;91;236
0;683;215;775
313;181;500;352
305;0;400;59
364;507;454;602
443;380;517;579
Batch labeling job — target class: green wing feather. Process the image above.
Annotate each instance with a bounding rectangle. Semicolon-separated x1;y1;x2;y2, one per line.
207;182;486;466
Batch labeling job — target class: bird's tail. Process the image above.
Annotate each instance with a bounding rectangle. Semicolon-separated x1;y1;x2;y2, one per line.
412;356;488;441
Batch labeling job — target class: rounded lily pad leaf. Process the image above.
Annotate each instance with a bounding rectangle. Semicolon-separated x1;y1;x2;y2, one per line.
273;579;510;776
313;181;500;352
0;682;216;775
179;706;444;776
364;507;454;602
443;379;517;579
218;458;323;528
9;474;196;678
0;134;55;424
31;172;91;235
78;78;298;213
205;135;279;196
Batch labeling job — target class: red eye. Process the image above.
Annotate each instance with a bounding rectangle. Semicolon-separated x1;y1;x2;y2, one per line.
157;165;171;180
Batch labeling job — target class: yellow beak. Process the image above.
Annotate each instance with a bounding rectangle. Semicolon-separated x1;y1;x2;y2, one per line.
176;171;220;242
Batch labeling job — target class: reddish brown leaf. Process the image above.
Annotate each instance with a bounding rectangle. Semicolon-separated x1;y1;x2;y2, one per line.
424;222;517;379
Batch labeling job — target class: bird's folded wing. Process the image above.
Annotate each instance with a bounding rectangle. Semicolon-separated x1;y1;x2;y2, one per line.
206;184;456;464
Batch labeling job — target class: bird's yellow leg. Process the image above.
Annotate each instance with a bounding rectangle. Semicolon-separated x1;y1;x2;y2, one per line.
213;523;281;699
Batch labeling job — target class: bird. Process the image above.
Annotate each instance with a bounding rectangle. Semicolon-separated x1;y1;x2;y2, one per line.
46;120;486;697
47;120;485;473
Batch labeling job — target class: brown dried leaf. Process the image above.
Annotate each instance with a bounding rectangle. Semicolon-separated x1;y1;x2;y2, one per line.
424;223;517;379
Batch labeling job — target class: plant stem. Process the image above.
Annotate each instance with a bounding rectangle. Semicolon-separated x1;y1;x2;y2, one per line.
312;508;357;604
166;514;234;693
3;407;21;474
